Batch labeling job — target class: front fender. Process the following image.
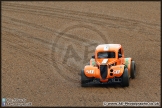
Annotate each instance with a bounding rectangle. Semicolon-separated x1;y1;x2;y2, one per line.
110;65;125;78
84;65;99;78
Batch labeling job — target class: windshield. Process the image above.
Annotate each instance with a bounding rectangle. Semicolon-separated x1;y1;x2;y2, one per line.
98;52;115;58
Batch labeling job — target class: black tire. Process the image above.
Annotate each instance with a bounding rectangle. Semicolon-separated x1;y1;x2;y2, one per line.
81;69;93;87
121;68;129;87
130;61;136;79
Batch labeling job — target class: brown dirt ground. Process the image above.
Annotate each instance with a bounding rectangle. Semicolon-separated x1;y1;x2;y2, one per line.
2;1;161;107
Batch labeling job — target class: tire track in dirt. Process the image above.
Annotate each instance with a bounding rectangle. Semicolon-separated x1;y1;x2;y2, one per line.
1;4;160;62
2;3;161;66
2;15;160;70
2;31;61;102
2;26;84;83
3;15;100;46
2;42;43;75
2;2;159;55
2;3;160;36
2;31;51;75
2;20;94;74
2;2;160;27
2;21;84;79
2;27;52;64
2;2;159;52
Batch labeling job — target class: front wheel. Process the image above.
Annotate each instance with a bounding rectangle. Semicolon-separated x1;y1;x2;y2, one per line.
81;69;93;87
121;68;129;87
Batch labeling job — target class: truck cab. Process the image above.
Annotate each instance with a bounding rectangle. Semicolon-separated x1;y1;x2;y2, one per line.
94;44;125;66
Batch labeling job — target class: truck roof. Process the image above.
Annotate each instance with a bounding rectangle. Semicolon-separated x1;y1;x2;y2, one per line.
96;44;121;51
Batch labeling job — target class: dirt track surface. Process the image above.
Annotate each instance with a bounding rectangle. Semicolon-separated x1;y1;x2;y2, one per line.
2;2;161;107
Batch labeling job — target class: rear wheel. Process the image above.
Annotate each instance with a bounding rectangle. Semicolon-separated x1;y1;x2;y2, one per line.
81;69;93;87
131;61;136;79
121;68;129;87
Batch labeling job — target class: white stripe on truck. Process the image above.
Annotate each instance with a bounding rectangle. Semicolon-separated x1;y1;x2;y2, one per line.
102;59;108;64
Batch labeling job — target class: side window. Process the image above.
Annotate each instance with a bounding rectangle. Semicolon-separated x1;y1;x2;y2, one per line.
118;48;122;58
118;48;121;54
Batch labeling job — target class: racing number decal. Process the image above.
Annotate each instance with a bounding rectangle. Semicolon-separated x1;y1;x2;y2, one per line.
86;70;94;74
113;70;120;74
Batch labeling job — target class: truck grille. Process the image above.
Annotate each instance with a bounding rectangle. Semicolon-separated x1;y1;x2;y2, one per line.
100;65;108;79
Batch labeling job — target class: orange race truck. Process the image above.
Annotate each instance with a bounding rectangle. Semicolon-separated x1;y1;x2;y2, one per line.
81;44;136;87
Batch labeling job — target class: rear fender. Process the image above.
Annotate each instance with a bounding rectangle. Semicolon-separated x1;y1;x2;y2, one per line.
124;58;132;76
84;65;99;78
